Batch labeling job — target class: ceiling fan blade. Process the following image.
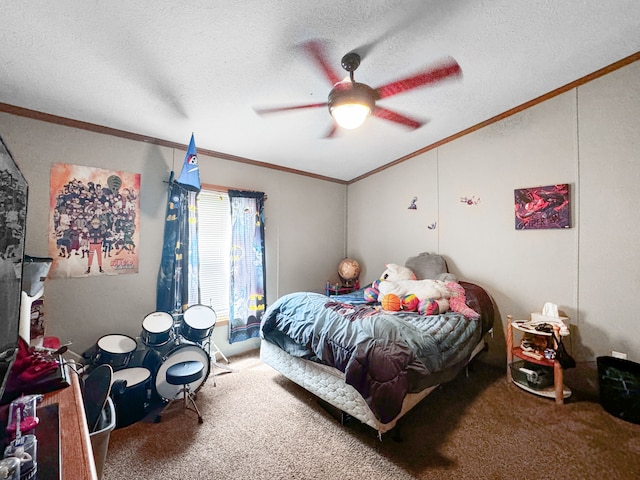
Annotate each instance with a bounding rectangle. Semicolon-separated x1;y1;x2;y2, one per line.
374;57;462;99
253;102;328;115
372;107;425;129
348;41;376;62
302;40;343;86
323;124;338;139
349;3;438;62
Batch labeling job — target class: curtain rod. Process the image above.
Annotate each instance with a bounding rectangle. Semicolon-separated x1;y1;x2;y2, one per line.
201;183;233;192
199;182;268;200
161;180;267;199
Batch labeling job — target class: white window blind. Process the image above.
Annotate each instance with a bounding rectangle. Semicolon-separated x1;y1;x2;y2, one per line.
197;189;231;322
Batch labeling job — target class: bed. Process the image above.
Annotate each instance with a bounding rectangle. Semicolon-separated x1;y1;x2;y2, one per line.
259;253;495;435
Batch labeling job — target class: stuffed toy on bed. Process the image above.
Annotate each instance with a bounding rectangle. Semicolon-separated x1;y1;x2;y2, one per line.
445;280;480;319
365;263;479;318
374;264;450;313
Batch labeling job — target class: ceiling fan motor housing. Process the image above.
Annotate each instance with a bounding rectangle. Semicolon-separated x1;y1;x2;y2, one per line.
328;81;375;114
341;52;361;73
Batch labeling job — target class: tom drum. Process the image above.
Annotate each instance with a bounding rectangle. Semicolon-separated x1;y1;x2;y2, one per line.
141;311;174;347
93;334;137;371
154;344;210;401
110;367;152;428
180;304;216;343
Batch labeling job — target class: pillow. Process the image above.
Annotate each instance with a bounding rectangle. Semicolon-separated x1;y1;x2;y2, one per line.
404;252;456;281
436;272;458;282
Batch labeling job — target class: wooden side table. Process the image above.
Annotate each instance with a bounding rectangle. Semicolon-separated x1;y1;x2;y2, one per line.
325;282;356;296
506;314;571;404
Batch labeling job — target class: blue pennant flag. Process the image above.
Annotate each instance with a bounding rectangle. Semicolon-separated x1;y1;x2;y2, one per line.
176;133;201;192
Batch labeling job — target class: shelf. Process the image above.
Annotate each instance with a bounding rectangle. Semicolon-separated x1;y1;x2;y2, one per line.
326;286;355;296
512;379;571;399
511;319;553;336
511;347;555;367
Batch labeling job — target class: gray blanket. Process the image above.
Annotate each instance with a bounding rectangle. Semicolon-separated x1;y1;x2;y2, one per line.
261;292;483;423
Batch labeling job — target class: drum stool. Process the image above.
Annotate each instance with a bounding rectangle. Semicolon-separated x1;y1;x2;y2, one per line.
156;360;204;424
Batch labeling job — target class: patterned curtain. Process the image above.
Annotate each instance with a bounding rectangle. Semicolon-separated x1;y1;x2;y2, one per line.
228;190;266;343
156;174;200;313
157;136;201;313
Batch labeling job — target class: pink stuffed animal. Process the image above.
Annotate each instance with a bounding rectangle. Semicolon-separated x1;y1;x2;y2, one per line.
445;281;479;319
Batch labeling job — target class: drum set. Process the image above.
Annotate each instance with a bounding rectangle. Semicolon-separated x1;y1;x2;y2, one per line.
89;304;219;428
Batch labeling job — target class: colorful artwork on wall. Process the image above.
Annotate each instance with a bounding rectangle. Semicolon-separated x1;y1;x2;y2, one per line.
460;195;480;206
48;163;141;278
514;184;570;230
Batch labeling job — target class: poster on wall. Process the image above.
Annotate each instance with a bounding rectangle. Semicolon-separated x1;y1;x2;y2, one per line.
48;163;141;278
514;183;570;230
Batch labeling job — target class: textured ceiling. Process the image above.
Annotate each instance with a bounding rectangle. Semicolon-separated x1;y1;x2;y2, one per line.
1;1;639;182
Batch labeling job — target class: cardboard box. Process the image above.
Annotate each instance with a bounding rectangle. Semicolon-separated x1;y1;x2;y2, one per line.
531;312;569;324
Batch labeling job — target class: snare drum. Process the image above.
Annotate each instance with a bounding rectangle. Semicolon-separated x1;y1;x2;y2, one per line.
111;367;152;428
180;304;216;342
154;343;210;401
141;311;174;347
93;334;137;370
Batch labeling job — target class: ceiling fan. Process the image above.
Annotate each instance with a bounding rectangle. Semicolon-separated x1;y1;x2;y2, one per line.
254;40;462;136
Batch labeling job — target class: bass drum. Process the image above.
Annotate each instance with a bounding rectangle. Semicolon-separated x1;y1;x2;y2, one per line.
154;343;210;401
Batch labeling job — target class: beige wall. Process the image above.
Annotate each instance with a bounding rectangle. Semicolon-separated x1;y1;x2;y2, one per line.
347;60;640;364
347;149;440;280
0;114;347;356
2;59;637;366
577;62;640;362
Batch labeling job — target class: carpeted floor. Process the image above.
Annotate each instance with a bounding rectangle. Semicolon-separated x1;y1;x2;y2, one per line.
102;350;640;480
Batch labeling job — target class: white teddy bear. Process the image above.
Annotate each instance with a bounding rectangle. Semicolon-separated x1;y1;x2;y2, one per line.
376;264;451;313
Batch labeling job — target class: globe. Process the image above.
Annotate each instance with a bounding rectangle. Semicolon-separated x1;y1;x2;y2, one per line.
338;258;360;285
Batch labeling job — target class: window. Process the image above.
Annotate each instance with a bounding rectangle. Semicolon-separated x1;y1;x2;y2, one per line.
197;188;231;322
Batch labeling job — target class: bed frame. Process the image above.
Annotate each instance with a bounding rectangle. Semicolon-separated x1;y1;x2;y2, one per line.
260;334;490;436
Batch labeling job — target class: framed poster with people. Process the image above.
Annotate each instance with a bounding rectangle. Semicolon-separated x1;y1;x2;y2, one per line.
48;163;140;278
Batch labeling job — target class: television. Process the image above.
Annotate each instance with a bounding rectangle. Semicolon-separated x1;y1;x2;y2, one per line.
0;134;28;405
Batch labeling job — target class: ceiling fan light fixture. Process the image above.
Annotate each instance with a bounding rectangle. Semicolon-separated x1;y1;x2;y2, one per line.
331;103;371;129
328;82;375;129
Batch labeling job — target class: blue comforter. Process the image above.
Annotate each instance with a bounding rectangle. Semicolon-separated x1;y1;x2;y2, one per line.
261;291;484;423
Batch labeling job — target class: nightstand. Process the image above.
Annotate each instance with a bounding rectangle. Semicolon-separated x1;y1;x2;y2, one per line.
506;314;571;404
325;282;355;296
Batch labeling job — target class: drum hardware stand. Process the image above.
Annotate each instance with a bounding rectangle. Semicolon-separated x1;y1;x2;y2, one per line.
212;359;235;375
201;339;234;376
158;383;203;424
210;340;230;365
191;302;232;368
155;360;205;424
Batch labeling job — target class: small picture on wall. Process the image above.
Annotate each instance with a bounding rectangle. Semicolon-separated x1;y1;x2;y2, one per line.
514;184;570;230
